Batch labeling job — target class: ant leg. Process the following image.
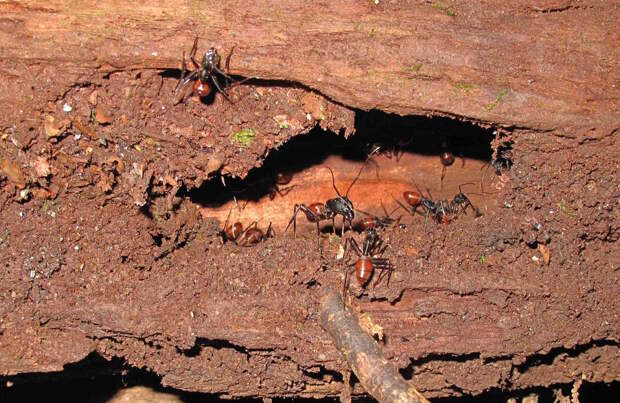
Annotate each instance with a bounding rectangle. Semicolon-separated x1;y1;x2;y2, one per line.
265;222;274;238
375;262;394;287
174;51;188;93
350;238;363;257
285;204;302;238
235;222;257;246
274;184;297;198
211;75;233;103
390;194;415;217
395;147;404;162
189;37;199;63
342;265;356;306
366;157;381;180
189;38;201;70
440;166;447;191
214;66;234;81
225;45;236;73
315;220;322;250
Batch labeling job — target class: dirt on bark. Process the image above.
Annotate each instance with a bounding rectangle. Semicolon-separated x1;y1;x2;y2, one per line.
0;1;618;400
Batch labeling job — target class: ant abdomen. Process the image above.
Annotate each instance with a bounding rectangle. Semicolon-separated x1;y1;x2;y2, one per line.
225;222;243;241
403;191;422;207
356;257;373;286
275;172;293;185
301;203;324;223
440;151;455;167
193;80;211;97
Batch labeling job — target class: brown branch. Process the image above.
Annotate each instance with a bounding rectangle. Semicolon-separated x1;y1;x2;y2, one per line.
319;287;429;403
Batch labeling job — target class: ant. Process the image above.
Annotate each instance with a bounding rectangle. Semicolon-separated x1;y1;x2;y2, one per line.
220;207;273;246
439;150;465;191
173;37;235;104
356;202;403;231
343;228;394;299
268;172;296;200
480;147;513;193
434;183;482;223
228;171;296;205
364;139;413;163
395;182;480;225
438;136;466;190
285;163;367;248
394;183;438;223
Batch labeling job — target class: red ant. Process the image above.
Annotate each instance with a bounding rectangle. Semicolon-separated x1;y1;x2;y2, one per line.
480;147;513;193
394;182;480;225
394;183;437;223
365;139;413;163
356;202;403;231
220;208;273;246
439;150;465;190
285;163;367;248
268;172;296;200
434;183;482;223
173;37;235;104
343;228;393;299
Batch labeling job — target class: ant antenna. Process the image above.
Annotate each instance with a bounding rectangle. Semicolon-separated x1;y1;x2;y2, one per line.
458;182;476;193
225;45;236;73
390;193;414;216
345;161;368;197
325;167;343;197
458;181;484;196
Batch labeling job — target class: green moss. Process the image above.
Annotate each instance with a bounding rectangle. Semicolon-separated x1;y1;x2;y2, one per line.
454;81;474;95
558;199;574;216
404;63;423;73
484;89;509;112
434;2;456;17
231;128;256;146
42;201;58;218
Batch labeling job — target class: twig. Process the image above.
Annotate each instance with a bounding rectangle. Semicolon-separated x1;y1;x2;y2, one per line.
319;287;429;403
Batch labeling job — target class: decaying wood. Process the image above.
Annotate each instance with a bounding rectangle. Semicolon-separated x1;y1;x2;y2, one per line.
320;287;429;403
0;1;617;133
0;1;618;401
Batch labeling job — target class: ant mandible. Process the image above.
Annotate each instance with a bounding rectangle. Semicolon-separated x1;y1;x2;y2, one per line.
173;37;234;104
343;228;394;299
220;207;273;246
285;163;367;248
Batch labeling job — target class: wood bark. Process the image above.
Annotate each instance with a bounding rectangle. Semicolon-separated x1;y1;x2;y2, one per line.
0;1;618;400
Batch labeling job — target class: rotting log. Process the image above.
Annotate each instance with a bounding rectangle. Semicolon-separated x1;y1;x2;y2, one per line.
0;1;618;132
320;287;429;403
0;0;619;401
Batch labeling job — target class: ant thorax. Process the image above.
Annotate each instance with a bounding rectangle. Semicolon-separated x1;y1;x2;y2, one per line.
326;196;354;221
